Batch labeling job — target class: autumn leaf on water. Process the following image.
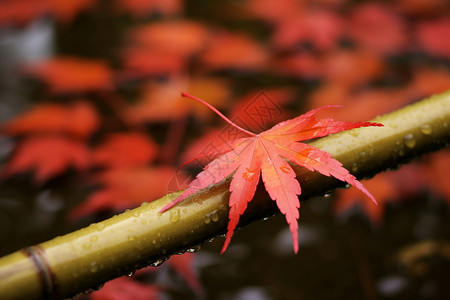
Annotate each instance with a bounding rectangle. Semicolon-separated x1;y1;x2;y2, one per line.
161;93;383;254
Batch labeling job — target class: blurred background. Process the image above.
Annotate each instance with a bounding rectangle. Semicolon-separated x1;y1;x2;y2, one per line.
0;0;449;299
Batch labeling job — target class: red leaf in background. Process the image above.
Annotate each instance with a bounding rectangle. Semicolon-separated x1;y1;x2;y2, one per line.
125;76;230;123
335;174;399;225
0;0;49;26
161;93;382;254
411;67;450;97
116;0;182;18
394;0;449;16
309;85;413;122
321;49;385;87
23;57;113;94
128;21;209;58
200;31;269;71
121;49;186;77
274;52;322;79
92;133;157;168
244;0;303;23
1;101;99;139
89;277;160;300
2;137;90;183
69;167;181;220
49;0;98;23
272;10;343;51
416;17;450;59
348;3;408;55
168;253;203;295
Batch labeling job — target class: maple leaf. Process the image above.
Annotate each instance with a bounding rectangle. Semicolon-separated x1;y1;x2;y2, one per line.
2;136;90;183
23;57;113;94
1;101;99;139
161;93;383;254
89;276;160;300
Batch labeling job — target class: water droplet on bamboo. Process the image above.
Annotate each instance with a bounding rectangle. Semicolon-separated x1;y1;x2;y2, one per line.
90;235;98;243
128;234;136;242
170;209;180;223
96;223;105;231
204;216;211;224
89;262;97;273
403;133;416;148
419;124;432;135
351;163;358;172
211;212;219;222
186;245;201;253
127;271;135;277
141;219;147;225
280;166;290;173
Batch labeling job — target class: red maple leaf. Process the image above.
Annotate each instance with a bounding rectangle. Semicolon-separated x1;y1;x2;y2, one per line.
23;57;113;94
69;166;182;220
2;136;90;183
92;133;157;168
1;101;99;139
161;93;383;254
89;276;160;300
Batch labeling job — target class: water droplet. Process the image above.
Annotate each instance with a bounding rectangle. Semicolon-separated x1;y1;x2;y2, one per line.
351;163;358;172
89;262;97;273
204;216;211;224
150;259;167;267
127;271;135;277
141;219;147;225
90;235;98;243
280;166;290;173
141;201;149;206
83;243;91;250
360;151;367;158
128;235;136;241
132;211;140;217
419;124;432;135
211;212;219;222
323;193;332;198
242;168;255;181
169;209;180;223
186;245;201;253
389;123;398;128
152;239;157;244
349;129;360;137
96;223;105;231
403;133;416;149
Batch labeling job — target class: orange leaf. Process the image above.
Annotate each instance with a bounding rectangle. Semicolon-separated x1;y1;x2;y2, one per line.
2;136;90;183
1;101;99;138
200;31;269;71
161;93;383;254
116;0;182;18
92;133;157;168
23;57;113;94
0;0;49;26
69;167;180;219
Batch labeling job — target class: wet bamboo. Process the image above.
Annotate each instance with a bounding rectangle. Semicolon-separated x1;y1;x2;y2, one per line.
0;91;449;300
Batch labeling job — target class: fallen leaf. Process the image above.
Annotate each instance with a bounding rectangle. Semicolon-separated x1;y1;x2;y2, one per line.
92;133;158;168
2;136;90;183
348;2;408;55
161;93;382;254
115;0;182;18
1;101;99;139
69;166;180;219
416;17;450;59
23;57;113;94
89;277;160;300
200;31;269;71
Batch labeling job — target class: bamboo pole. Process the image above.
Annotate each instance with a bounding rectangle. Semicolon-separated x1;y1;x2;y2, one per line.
0;91;449;300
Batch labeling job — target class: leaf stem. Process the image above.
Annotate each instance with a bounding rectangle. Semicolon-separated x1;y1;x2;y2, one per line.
181;92;256;137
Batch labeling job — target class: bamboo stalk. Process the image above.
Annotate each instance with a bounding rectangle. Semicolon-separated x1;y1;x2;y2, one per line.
0;91;449;300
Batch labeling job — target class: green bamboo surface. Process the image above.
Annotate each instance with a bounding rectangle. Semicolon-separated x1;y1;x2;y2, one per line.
0;91;449;300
